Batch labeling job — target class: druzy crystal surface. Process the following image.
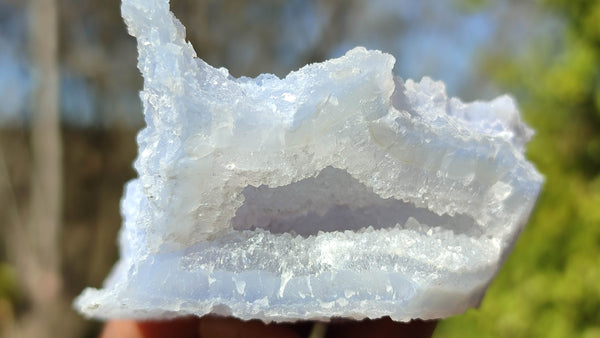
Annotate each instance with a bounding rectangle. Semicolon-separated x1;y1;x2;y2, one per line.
74;0;543;322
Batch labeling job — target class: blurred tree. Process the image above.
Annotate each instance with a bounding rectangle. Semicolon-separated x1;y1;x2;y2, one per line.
171;0;357;78
1;0;80;336
435;0;600;337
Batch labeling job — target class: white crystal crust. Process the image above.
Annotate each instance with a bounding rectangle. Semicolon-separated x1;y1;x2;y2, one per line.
74;0;543;322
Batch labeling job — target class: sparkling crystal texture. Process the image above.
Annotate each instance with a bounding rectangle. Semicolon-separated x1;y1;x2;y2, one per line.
74;0;543;322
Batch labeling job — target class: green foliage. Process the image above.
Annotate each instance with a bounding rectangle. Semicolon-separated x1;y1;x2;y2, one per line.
0;262;19;308
453;0;492;12
0;264;18;332
435;0;600;337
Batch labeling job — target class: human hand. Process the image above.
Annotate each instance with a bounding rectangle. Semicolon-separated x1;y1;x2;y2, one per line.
101;315;436;338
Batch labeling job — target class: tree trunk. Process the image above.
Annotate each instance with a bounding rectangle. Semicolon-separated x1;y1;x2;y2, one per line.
7;0;66;336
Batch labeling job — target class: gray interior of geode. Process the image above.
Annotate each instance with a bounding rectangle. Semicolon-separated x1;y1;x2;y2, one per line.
231;166;481;237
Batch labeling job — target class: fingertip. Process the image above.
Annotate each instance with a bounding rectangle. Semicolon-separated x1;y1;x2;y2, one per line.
198;315;302;338
137;317;201;338
101;320;143;338
326;317;437;338
102;317;200;338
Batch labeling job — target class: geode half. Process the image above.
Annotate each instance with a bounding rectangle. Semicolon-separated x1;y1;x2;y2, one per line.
74;0;543;322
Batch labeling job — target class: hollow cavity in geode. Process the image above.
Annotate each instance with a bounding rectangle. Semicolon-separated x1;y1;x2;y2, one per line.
73;0;543;323
231;166;480;237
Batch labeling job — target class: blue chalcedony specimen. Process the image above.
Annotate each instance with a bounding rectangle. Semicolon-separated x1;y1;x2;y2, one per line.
74;0;543;322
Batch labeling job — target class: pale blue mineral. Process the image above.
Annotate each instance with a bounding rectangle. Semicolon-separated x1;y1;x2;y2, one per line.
74;0;543;322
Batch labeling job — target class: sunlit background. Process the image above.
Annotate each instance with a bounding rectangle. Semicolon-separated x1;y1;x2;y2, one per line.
0;0;598;337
